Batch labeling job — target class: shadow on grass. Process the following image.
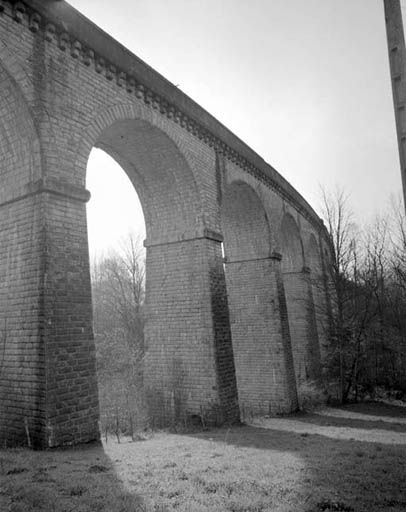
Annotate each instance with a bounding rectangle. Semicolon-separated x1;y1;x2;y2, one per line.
332;401;406;418
186;417;406;512
0;442;150;512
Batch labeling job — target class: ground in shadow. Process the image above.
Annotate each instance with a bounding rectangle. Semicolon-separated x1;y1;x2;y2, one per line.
334;401;406;418
0;442;149;511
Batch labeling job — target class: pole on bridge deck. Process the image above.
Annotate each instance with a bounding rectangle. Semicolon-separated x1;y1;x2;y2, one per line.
384;0;406;211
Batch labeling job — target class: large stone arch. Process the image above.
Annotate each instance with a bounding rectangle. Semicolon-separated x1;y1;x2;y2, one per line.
221;181;297;416
280;213;321;389
37;103;239;440
82;113;197;254
77;104;202;243
0;59;44;446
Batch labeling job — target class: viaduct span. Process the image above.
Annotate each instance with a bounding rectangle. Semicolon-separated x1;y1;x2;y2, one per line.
0;0;333;447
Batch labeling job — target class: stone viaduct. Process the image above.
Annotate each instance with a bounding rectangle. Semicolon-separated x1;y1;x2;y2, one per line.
0;0;333;448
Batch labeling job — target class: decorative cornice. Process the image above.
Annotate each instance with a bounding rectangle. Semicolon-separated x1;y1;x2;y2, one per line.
1;0;328;238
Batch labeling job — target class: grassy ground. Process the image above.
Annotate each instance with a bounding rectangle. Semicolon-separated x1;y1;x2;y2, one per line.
1;402;406;511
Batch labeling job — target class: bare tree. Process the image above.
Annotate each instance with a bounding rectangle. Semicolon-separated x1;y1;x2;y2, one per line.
391;196;406;290
320;186;358;402
91;233;146;437
388;197;406;387
320;189;406;403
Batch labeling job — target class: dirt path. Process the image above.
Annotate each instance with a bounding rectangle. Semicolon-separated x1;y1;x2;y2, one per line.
251;405;406;444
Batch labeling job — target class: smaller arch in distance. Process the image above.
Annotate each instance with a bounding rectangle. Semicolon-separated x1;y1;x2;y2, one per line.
306;233;322;276
221;180;272;262
280;213;304;273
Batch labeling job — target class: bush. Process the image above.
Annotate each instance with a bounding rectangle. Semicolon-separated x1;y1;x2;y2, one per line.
298;380;328;411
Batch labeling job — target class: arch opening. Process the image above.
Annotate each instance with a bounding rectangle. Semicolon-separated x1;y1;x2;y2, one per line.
69;114;238;432
221;181;297;416
84;118;212;429
221;181;271;262
306;234;329;372
280;214;304;274
93;119;201;244
307;234;322;276
280;214;321;387
86;148;146;437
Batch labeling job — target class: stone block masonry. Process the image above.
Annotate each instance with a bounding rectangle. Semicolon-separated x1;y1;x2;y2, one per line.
225;255;298;417
283;269;321;386
144;234;239;427
0;195;44;447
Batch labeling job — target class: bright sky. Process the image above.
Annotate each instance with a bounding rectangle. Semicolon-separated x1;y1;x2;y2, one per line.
66;0;405;256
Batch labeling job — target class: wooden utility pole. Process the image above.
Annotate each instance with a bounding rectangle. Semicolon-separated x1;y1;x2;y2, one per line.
384;0;406;210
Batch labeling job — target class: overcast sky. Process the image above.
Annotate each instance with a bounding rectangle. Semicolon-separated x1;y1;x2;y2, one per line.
66;0;405;256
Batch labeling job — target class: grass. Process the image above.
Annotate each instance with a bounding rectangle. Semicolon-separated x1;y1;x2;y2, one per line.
1;402;406;511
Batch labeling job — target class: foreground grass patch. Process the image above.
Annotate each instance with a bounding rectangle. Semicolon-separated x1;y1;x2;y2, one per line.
1;403;405;511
